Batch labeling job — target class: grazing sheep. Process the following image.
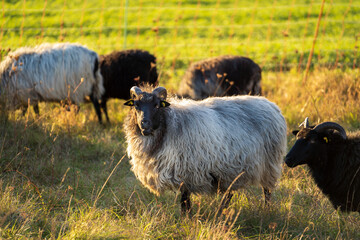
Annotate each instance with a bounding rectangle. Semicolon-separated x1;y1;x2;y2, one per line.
0;42;104;116
285;118;360;213
178;55;262;100
97;49;158;123
123;85;287;213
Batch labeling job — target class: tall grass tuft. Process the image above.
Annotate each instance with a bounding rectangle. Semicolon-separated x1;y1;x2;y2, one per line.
263;68;360;130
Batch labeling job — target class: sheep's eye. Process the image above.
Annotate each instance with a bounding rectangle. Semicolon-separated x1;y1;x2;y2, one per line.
309;136;318;143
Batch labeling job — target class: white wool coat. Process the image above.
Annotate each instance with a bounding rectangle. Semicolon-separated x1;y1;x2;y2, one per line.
125;95;287;195
0;42;104;108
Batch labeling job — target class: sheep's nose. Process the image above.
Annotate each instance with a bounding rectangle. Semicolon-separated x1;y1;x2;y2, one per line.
284;156;295;167
141;120;151;129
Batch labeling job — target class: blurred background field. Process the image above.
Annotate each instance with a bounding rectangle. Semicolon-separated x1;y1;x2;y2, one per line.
1;0;360;239
2;0;360;71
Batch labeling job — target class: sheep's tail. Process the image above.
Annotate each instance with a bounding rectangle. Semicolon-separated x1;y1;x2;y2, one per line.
92;56;105;100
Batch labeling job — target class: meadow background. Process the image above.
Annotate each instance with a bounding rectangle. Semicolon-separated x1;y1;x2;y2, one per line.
1;0;360;239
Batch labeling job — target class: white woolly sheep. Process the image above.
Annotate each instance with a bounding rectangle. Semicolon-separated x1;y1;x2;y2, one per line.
178;55;262;100
0;42;104;116
123;86;287;213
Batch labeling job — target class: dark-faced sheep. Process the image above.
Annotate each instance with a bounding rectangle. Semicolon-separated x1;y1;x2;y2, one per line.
0;42;104;116
178;55;262;100
96;49;158;123
123;85;287;213
285;118;360;213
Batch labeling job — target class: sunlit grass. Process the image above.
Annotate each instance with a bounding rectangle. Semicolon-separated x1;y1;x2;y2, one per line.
1;0;360;238
263;68;360;129
1;68;360;239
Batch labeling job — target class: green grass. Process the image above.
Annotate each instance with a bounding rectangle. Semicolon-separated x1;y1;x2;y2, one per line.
1;0;360;71
1;0;360;239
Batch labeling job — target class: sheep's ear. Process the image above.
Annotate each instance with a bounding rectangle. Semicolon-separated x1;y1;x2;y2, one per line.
292;130;299;136
160;100;170;108
124;99;134;106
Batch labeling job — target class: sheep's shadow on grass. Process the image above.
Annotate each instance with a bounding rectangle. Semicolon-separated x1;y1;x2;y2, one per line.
113;180;360;239
247;171;360;239
0;106;130;203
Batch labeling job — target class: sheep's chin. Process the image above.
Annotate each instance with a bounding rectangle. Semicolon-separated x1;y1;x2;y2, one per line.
141;129;153;136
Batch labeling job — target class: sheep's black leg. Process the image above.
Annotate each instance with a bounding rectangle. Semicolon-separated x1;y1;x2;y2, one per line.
216;191;233;217
222;191;233;208
181;189;191;214
33;103;39;115
90;94;102;124
21;106;28;116
263;187;271;205
100;99;110;123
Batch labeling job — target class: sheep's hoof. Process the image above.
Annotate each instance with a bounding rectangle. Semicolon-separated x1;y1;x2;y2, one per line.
181;208;192;218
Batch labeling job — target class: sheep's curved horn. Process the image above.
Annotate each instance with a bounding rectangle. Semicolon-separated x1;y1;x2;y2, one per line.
299;117;310;128
313;122;347;140
130;86;143;99
152;86;167;100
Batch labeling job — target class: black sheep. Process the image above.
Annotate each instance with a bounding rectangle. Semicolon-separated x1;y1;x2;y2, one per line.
178;55;262;100
96;49;158;123
285;117;360;213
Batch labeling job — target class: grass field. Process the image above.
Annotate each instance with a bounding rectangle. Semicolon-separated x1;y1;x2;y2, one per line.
1;0;360;71
1;0;360;239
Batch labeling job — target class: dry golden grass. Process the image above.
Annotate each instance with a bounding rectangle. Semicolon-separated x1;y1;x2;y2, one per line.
263;68;360;130
0;68;360;239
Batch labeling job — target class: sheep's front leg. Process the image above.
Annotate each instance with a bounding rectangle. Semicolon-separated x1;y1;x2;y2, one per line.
180;189;191;214
263;187;271;205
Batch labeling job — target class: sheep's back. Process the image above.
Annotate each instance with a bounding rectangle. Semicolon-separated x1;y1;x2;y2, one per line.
0;43;103;107
99;50;158;100
178;56;261;99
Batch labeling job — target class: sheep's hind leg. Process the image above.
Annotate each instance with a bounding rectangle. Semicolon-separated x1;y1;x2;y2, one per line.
263;187;271;206
180;189;191;214
222;191;233;208
100;99;110;123
90;94;103;124
216;191;233;218
33;103;39;115
21;106;28;116
22;104;39;115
